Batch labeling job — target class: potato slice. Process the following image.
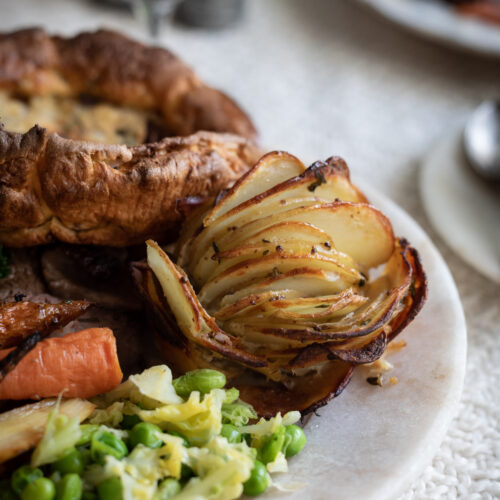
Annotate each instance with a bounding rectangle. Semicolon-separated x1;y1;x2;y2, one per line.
188;163;367;266
0;398;95;464
198;253;361;309
217;268;347;310
196;241;358;286
202;152;307;226
191;221;352;285
195;203;394;270
146;241;267;369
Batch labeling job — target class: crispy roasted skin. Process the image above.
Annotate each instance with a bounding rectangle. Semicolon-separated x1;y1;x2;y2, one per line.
0;28;260;247
0;299;91;348
0;127;260;246
0;28;256;140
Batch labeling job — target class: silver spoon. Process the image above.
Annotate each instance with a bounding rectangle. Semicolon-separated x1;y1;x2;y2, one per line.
463;100;500;182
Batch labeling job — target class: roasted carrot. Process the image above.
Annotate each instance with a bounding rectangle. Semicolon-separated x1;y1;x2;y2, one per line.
0;328;123;400
0;300;91;349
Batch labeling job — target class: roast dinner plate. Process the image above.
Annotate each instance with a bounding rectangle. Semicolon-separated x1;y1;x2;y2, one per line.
420;126;500;284
358;0;500;57
262;182;466;500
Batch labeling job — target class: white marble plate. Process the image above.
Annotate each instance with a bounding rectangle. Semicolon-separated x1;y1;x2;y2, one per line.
261;184;467;500
358;0;500;57
420;127;500;284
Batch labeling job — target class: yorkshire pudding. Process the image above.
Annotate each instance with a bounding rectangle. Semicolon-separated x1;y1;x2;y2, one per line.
0;29;259;247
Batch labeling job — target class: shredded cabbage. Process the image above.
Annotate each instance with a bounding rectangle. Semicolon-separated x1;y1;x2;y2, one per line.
31;406;81;467
240;411;300;437
176;437;254;500
94;365;183;410
139;390;225;446
221;400;257;427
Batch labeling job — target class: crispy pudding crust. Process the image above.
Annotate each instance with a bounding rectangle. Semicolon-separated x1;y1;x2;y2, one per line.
0;29;259;247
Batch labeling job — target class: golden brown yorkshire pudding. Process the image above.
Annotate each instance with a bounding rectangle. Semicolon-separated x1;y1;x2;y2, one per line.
0;28;256;141
0;29;259;247
0;128;259;247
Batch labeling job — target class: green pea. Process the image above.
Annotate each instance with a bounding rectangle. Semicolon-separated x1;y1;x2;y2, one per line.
243;460;269;496
97;477;122;500
91;431;128;465
78;447;92;466
52;447;84;475
173;369;226;397
129;422;163;449
11;465;43;495
283;425;306;457
156;478;181;499
55;474;82;500
0;479;17;500
221;424;242;443
21;477;56;500
121;414;141;430
258;425;286;464
76;424;99;446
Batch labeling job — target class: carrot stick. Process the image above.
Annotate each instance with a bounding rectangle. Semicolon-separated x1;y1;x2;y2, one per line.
0;332;41;383
0;328;123;400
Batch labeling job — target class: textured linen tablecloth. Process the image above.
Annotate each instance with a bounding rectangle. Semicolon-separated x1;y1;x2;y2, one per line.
1;0;499;497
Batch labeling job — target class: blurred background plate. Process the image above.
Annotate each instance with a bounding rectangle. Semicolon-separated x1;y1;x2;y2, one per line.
420;126;500;284
358;0;500;57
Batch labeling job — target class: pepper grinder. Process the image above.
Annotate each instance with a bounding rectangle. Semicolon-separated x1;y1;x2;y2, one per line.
176;0;245;29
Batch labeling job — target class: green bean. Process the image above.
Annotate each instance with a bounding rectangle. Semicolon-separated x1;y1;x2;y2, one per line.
120;414;141;430
243;460;269;496
221;424;242;444
97;477;122;500
156;478;181;499
90;431;128;465
21;477;56;500
11;465;43;495
76;424;99;446
55;474;82;500
283;425;306;457
52;447;84;475
258;425;286;464
129;422;163;449
173;369;226;397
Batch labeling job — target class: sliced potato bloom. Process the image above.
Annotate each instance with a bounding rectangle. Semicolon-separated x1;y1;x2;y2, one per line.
134;152;427;416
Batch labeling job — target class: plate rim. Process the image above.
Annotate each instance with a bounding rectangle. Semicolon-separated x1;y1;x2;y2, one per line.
357;0;500;57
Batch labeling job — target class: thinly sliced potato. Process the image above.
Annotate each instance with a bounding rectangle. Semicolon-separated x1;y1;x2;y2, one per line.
203;152;307;226
0;399;95;464
217;269;347;309
193;203;394;270
146;241;267;369
138;151;427;417
192;222;356;286
235;221;333;247
188;163;367;266
214;291;298;321
197;242;358;286
198;253;361;309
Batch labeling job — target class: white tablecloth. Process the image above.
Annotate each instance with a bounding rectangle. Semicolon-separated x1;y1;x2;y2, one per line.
1;0;499;497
